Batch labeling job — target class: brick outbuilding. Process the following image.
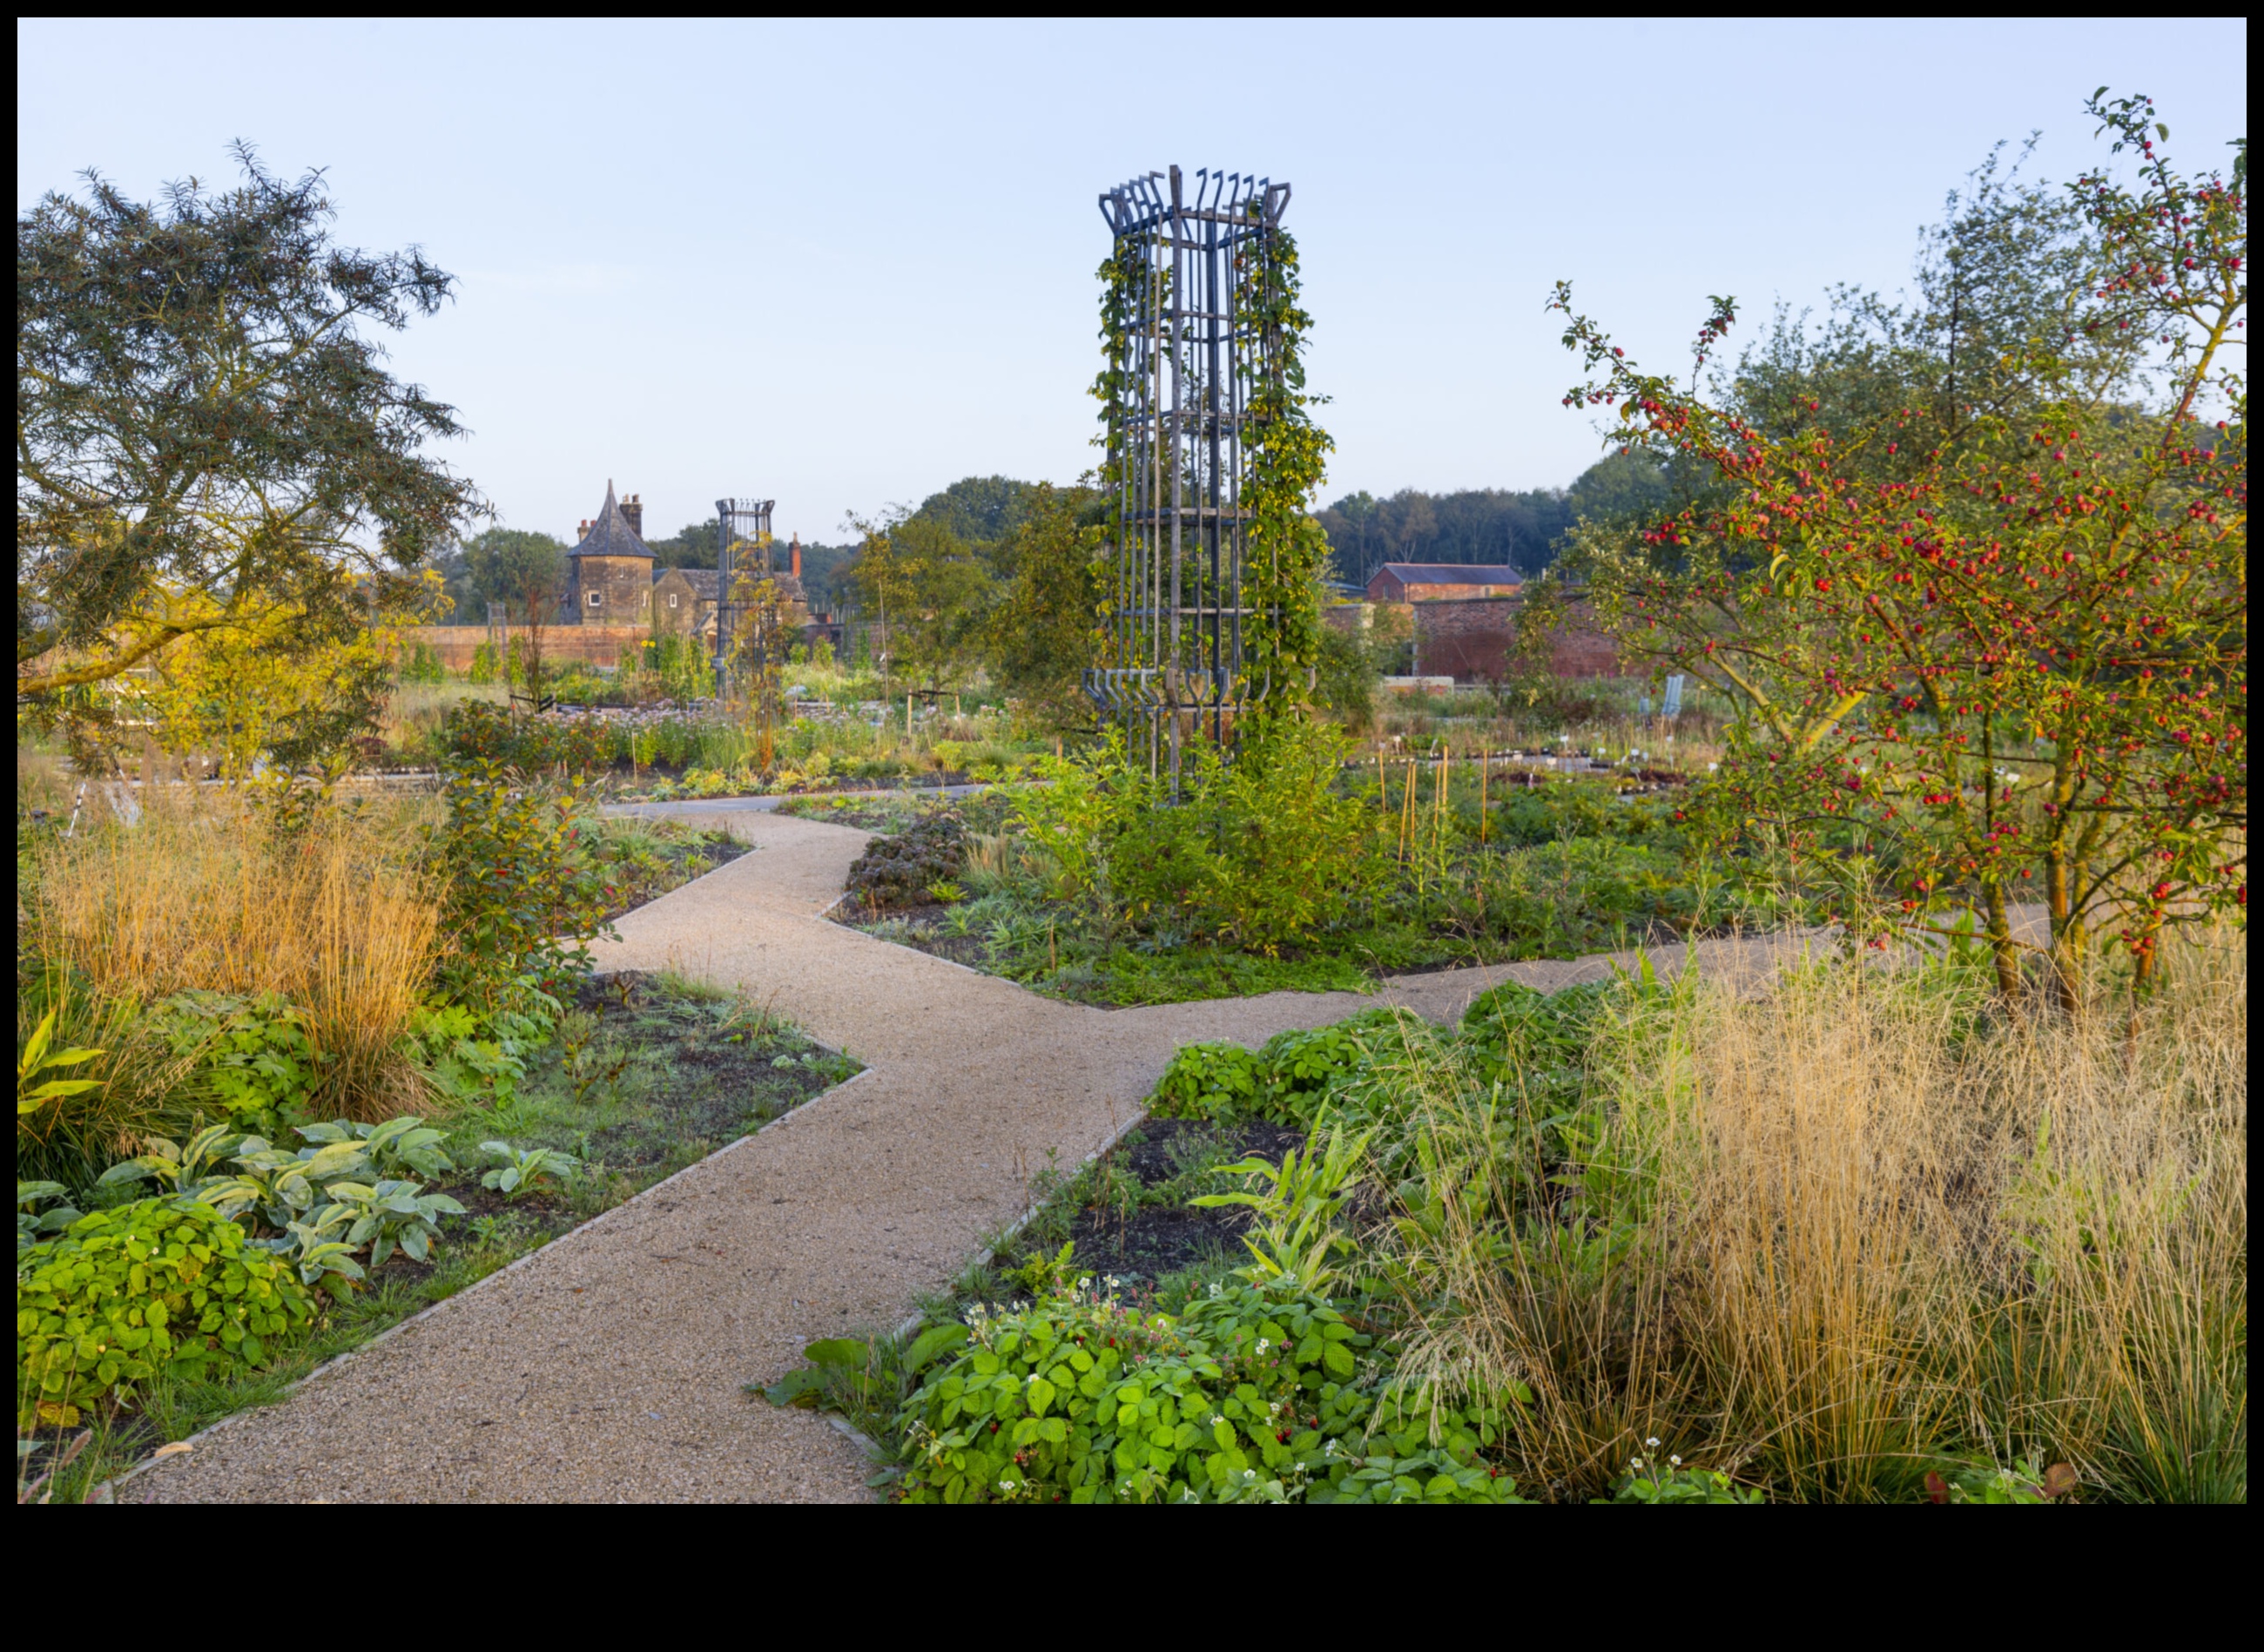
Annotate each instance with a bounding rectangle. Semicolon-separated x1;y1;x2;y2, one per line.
1364;563;1523;603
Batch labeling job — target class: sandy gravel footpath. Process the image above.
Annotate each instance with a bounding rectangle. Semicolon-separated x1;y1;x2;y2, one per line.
130;810;1961;1504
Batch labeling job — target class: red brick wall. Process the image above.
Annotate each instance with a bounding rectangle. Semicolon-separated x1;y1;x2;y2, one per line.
1364;570;1521;603
1410;598;1621;682
397;625;654;671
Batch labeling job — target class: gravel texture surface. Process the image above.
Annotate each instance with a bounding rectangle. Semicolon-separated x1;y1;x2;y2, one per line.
131;808;2039;1504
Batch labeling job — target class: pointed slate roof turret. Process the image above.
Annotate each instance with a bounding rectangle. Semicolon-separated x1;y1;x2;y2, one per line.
568;481;656;562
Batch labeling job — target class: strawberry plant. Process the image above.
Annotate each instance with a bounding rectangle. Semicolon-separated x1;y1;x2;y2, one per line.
892;1277;1520;1504
17;1197;316;1427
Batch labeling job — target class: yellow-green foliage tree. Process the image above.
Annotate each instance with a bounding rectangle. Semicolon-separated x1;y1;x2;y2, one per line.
17;145;482;758
841;510;993;700
133;571;447;779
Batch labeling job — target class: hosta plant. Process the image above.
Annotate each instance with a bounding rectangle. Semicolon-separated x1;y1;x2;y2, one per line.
479;1142;577;1198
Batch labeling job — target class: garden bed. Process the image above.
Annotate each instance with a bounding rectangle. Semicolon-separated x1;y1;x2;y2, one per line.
24;970;860;1502
826;772;1737;1008
1040;1116;1307;1294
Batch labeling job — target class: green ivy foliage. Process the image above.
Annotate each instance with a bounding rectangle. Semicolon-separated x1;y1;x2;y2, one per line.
895;1278;1520;1504
17;1197;316;1428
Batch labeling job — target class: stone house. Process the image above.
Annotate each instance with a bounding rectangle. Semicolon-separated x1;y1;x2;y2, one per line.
562;484;813;642
564;482;657;623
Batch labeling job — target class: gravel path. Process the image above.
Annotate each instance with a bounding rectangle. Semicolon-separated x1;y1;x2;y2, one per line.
129;810;2002;1504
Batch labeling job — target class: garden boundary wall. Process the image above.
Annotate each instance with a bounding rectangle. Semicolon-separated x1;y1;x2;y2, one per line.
1412;597;1621;682
395;625;652;671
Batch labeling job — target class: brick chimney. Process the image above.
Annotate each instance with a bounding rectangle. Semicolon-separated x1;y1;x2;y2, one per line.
791;534;802;579
620;494;643;540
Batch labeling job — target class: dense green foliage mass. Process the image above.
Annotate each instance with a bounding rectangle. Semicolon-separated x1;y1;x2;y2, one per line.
18;1196;317;1428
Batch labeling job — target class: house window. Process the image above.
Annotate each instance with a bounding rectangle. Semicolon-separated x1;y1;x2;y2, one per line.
669;592;679;608
588;591;602;607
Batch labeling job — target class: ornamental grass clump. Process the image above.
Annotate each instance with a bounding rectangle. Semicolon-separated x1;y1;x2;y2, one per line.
1377;928;2247;1502
25;790;440;1125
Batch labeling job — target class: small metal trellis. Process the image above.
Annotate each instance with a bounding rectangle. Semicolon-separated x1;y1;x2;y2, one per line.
713;496;775;698
1085;165;1291;789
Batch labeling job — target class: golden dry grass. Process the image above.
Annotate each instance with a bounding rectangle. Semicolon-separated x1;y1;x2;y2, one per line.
26;790;442;1123
1381;930;2247;1501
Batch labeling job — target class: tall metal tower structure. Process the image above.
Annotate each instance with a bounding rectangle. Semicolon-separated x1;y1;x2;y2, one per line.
714;496;774;698
1085;165;1292;786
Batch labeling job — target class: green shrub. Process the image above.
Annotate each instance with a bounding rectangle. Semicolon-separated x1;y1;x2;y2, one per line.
440;701;620;776
1458;979;1609;1103
429;759;617;1011
466;641;500;685
1149;1042;1264;1121
149;990;320;1140
894;1278;1520;1504
1149;1010;1414;1127
398;641;448;685
1014;719;1384;951
17;1196;316;1427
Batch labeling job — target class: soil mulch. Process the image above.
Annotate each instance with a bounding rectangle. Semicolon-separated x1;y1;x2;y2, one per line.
1043;1116;1307;1287
596;833;751;924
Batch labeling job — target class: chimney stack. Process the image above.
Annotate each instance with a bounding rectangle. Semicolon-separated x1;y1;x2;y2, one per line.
620;494;643;541
791;534;802;580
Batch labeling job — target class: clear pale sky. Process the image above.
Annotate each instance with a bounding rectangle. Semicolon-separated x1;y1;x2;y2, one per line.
17;18;2248;547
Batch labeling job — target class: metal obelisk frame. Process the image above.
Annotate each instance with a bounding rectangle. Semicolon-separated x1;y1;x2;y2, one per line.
714;496;774;700
1086;165;1291;792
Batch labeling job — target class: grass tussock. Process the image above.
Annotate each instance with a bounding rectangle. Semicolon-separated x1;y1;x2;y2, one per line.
25;791;442;1126
1379;931;2247;1502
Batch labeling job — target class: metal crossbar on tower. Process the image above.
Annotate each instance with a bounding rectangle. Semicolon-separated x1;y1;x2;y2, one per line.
1086;165;1291;788
714;496;774;697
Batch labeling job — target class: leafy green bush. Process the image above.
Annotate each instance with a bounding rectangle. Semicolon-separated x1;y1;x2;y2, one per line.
894;1278;1520;1504
17;1196;316;1427
1149;1042;1263;1121
1013;720;1383;950
441;701;620;776
398;641;448;685
1148;1009;1415;1128
467;641;500;685
149;990;320;1139
429;759;617;1010
1459;979;1609;1104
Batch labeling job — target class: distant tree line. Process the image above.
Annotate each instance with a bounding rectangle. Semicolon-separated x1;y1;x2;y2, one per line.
434;458;1675;645
1313;453;1674;585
